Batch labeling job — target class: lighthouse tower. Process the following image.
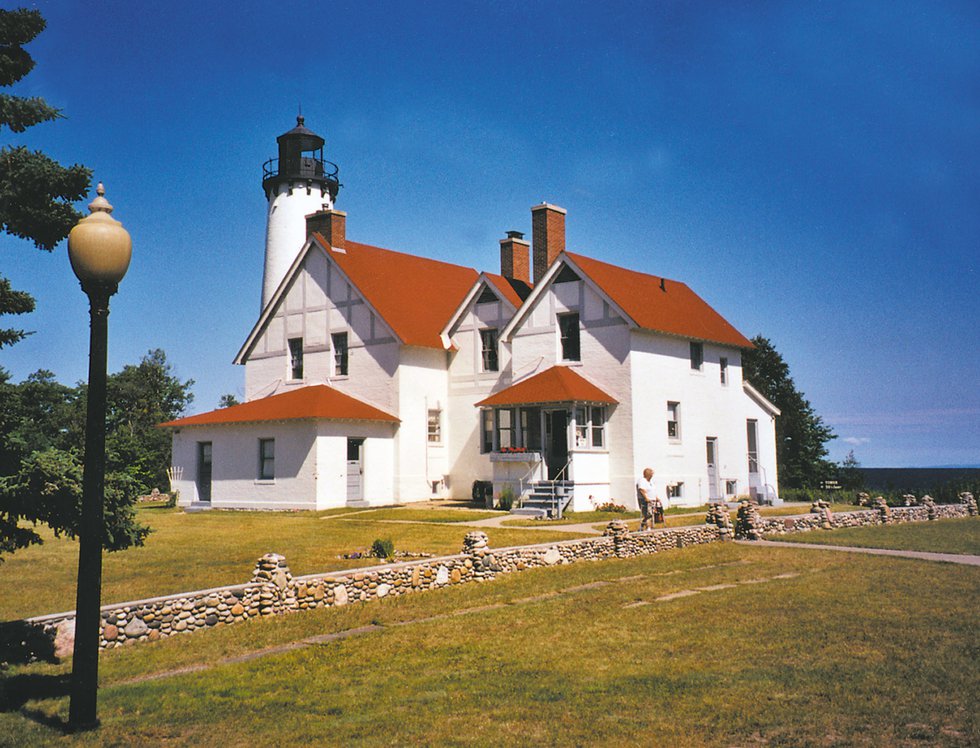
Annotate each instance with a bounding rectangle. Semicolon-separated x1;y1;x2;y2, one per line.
260;116;340;309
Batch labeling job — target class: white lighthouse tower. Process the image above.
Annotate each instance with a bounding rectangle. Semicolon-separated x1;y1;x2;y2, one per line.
260;116;340;309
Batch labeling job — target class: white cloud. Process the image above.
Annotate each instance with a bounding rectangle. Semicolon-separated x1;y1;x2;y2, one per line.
842;436;871;446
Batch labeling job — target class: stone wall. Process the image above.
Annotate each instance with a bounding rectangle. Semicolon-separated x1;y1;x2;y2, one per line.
9;495;975;660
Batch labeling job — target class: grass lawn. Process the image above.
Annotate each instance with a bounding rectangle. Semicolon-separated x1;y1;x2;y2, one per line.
0;521;977;746
776;516;980;555
0;506;574;621
338;507;503;523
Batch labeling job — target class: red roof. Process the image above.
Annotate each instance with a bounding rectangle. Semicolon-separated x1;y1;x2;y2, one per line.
322;237;478;348
485;272;530;308
160;385;398;428
566;252;754;348
475;366;618;407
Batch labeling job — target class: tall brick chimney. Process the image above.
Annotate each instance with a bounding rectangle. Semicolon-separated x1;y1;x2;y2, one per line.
531;203;566;284
305;208;346;249
499;230;530;284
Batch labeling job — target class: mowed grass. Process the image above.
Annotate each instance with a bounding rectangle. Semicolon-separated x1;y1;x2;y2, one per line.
777;515;980;555
1;520;977;746
338;507;503;523
0;506;573;620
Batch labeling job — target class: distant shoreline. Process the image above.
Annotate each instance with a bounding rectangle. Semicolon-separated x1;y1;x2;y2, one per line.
858;467;980;491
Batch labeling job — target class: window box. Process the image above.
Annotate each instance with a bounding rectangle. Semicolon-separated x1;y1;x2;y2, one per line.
489;451;542;463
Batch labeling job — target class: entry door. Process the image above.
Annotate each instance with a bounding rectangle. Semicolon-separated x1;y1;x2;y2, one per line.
346;438;364;503
197;442;212;503
706;437;719;500
545;410;569;480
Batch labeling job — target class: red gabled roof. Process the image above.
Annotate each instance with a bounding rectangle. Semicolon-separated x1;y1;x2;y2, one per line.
485;272;531;308
566;252;754;348
159;385;398;428
321;237;478;349
475;366;618;407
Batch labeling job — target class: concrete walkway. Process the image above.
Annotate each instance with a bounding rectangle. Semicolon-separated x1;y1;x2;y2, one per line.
737;539;980;566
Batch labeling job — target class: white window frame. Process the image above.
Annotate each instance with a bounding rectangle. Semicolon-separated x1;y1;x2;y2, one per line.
573;405;606;450
667;482;684;499
427;409;442;444
558;313;581;362
480;328;499;372
667;401;681;442
288;338;304;381
258;438;275;481
332;332;349;377
720;356;728;386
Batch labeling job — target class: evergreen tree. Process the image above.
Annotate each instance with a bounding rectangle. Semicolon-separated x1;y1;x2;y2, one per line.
742;335;836;488
838;450;864;490
0;8;91;346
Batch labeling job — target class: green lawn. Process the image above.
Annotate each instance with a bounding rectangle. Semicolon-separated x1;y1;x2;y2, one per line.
0;506;574;620
776;516;980;555
338;507;503;523
1;521;977;746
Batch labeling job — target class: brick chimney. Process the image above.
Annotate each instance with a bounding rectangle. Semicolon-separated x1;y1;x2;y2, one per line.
531;203;566;284
305;208;346;249
499;230;530;284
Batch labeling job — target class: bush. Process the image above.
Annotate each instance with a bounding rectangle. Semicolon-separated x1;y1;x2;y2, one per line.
498;485;515;511
370;538;394;560
595;501;627;513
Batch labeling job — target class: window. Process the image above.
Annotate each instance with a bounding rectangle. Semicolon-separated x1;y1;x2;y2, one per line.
667;401;681;441
720;357;728;385
573;406;606;449
520;408;542;451
258;438;275;480
590;406;606;448
288;338;304;380
667;482;684;499
558;313;580;361
726;479;738;495
497;408;515;449
747;419;759;474
332;332;349;376
481;410;494;453
480;328;499;372
427;409;442;443
690;341;704;371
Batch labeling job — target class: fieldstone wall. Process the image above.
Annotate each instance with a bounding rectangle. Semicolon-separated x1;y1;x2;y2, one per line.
9;496;974;660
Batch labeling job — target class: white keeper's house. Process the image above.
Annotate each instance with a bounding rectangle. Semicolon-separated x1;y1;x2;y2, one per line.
163;118;780;513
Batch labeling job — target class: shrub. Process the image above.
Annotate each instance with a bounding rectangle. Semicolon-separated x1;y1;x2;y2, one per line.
595;501;627;513
370;538;394;560
498;485;515;511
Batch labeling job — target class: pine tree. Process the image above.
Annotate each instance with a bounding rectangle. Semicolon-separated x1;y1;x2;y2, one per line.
742;335;836;488
0;8;91;347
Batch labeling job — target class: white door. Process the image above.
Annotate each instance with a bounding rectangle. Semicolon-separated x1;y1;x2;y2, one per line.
346;438;364;503
706;437;720;500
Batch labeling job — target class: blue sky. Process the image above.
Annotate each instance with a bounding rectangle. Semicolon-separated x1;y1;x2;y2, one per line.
2;0;978;467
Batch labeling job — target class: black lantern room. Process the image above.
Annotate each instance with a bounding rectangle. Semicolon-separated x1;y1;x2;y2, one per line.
262;115;340;201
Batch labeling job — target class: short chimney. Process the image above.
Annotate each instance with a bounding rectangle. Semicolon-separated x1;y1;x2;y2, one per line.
499;230;530;284
305;208;346;249
531;203;566;284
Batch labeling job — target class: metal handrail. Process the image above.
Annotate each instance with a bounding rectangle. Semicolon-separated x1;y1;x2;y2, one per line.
547;458;573;519
517;458;542;509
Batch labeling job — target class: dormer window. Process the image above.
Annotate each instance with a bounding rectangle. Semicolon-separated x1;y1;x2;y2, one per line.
558;313;580;361
288;338;304;380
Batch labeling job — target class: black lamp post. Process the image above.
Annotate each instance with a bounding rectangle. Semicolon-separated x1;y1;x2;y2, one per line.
66;183;131;730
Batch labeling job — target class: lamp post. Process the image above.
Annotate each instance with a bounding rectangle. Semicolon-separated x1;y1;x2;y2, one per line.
66;183;131;730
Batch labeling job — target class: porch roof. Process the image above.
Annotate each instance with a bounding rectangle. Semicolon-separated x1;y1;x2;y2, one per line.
159;384;399;428
475;366;618;408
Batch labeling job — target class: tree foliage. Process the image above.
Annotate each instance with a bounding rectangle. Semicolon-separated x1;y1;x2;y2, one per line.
742;335;835;489
0;8;92;346
0;350;193;561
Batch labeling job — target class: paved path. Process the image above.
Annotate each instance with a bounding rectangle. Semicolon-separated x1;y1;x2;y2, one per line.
737;539;980;566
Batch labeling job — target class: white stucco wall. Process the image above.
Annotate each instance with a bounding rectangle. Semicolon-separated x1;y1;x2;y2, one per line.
314;420;397;509
394;346;450;502
446;293;516;498
170;421;318;510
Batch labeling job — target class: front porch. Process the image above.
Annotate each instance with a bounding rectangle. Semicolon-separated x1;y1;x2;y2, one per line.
476;366;619;518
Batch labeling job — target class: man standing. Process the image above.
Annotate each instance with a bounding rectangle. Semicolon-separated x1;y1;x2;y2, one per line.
636;467;656;531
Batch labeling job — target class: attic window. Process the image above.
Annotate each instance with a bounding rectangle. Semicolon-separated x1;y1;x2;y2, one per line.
558;313;580;361
476;287;498;304
288;338;304;380
554;265;580;283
